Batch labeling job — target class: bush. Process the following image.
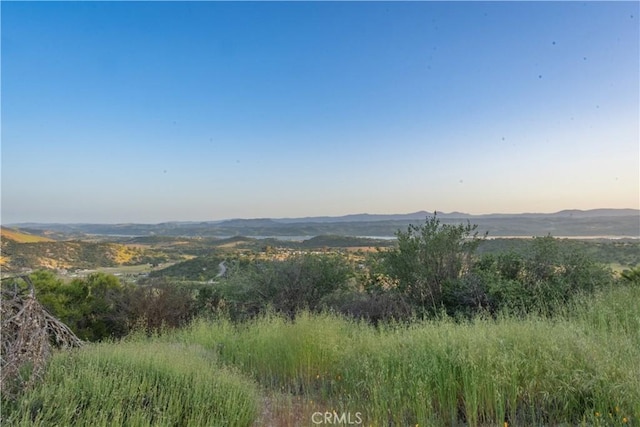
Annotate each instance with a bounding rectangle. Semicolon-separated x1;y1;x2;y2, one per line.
381;215;485;314
472;236;614;315
16;272;205;340
323;288;413;325
621;266;640;285
20;271;130;341
218;253;353;320
126;278;197;334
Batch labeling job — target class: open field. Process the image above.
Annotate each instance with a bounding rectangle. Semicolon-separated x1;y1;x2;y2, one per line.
3;284;639;426
66;262;185;277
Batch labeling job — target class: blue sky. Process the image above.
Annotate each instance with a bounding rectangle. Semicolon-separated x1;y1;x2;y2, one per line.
2;1;638;223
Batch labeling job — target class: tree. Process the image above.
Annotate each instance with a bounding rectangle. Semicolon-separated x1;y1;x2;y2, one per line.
382;215;485;313
219;253;353;319
21;270;71;318
7;271;130;342
65;273;130;341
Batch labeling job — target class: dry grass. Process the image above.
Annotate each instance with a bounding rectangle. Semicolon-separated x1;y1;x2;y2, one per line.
1;277;82;401
1;227;54;243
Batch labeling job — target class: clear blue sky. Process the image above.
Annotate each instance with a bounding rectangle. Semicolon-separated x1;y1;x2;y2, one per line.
2;1;638;223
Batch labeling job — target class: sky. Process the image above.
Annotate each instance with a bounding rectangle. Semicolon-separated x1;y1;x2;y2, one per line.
1;1;639;224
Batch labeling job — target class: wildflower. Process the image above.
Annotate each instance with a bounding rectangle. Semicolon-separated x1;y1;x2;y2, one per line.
504;422;509;427
622;417;628;424
316;374;320;379
595;412;601;417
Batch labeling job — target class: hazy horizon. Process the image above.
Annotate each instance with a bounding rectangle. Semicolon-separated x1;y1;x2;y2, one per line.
2;2;638;224
3;207;639;226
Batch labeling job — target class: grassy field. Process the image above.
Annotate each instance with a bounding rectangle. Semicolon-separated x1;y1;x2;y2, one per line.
3;341;259;427
3;284;639;426
0;227;55;243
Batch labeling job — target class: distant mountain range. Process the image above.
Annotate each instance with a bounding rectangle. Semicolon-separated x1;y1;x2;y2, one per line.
5;209;639;239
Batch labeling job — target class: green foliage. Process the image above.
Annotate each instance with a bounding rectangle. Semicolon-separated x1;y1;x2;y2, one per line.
149;254;225;281
3;280;638;427
472;236;614;315
193;283;224;317
18;271;208;340
621;266;640;285
5;271;130;342
218;253;353;319
378;221;614;318
478;237;640;269
63;273;130;341
321;287;413;325
2;340;259;426
382;215;485;313
126;278;198;334
180;285;640;426
22;270;71;317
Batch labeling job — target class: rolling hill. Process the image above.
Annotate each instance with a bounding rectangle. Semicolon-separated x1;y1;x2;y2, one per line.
1;227;55;243
6;209;639;238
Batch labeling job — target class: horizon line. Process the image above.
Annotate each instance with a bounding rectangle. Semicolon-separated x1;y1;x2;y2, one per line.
3;207;639;226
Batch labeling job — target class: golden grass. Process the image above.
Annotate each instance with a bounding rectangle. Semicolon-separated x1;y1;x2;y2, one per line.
111;245;138;264
1;228;54;243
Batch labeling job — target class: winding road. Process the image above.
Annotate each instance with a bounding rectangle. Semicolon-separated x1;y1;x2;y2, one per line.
216;261;227;278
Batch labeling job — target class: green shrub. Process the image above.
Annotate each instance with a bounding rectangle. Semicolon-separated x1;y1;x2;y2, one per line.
381;215;485;314
218;253;353;319
17;271;130;341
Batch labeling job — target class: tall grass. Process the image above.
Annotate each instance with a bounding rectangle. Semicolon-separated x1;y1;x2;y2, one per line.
4;285;638;426
2;339;259;427
178;285;640;426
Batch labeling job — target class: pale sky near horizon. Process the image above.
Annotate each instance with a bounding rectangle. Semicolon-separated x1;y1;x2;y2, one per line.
2;1;639;224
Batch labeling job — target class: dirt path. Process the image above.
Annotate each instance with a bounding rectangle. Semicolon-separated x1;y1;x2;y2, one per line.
253;393;327;427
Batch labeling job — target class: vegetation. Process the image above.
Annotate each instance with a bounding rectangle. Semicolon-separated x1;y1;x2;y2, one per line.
180;287;639;426
1;216;638;425
378;217;485;313
218;253;354;320
5;272;201;341
3;284;638;426
0;227;54;243
478;237;640;270
2;340;259;427
0;239;173;273
3;215;627;336
148;254;225;281
1;278;82;402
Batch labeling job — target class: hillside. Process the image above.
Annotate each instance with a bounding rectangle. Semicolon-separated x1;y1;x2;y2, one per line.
0;238;173;274
8;209;639;238
1;227;55;243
